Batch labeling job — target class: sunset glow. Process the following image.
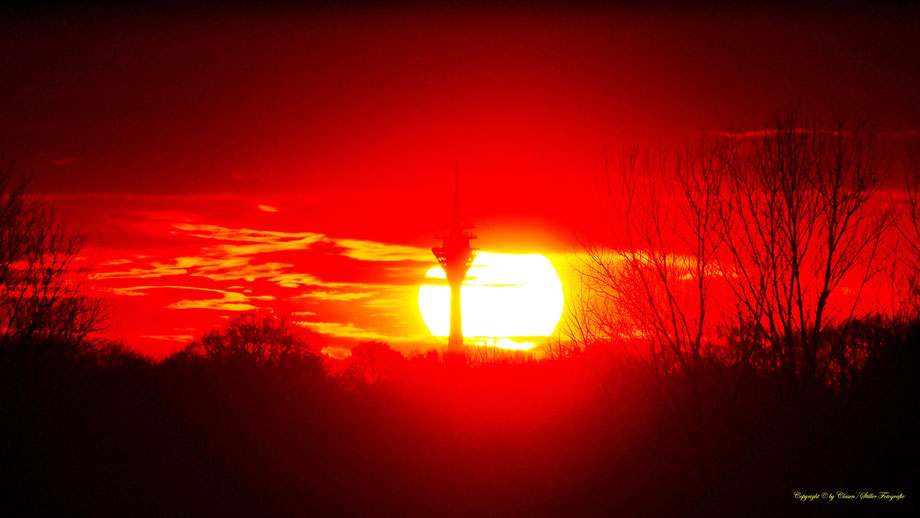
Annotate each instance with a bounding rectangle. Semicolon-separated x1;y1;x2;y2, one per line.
418;252;564;346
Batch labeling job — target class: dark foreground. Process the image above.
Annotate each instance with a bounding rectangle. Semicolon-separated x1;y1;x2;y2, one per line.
1;327;916;517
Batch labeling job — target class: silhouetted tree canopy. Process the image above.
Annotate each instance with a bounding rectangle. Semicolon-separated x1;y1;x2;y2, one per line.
180;311;317;366
341;341;406;387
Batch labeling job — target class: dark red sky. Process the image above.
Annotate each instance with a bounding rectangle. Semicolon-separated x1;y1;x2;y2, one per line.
2;3;918;356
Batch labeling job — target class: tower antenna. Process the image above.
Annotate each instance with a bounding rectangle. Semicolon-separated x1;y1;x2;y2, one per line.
453;160;460;228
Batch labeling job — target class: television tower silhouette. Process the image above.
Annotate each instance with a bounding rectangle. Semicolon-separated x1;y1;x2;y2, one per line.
432;162;477;355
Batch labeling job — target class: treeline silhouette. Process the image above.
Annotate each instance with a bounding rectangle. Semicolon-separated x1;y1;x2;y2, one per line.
1;313;915;516
2;111;918;516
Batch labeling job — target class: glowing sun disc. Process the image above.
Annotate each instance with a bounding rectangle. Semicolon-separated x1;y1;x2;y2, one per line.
418;252;564;343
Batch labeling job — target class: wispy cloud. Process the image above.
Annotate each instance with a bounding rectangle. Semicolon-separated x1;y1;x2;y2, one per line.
295;321;415;343
97;222;432;292
172;223;325;248
173;223;430;262
90;216;436;347
879;129;920;139
707;128;843;139
361;298;402;308
334;238;433;262
99;258;132;266
141;334;194;343
110;285;274;312
51;156;79;166
97;261;191;279
296;291;377;301
320;346;352;359
709;128;920;140
266;273;356;289
169;293;273;312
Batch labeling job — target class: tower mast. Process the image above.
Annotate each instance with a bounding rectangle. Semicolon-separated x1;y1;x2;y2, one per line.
432;162;477;355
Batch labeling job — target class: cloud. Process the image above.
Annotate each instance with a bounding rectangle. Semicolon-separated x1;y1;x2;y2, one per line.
110;286;157;296
194;259;292;282
172;223;325;248
295;321;414;342
173;223;430;262
91;217;437;347
109;285;274;312
266;273;356;289
320;346;352;360
334;238;433;262
296;291;377;301
97;222;432;291
709;128;920;140
169;294;273;311
258;204;279;212
97;261;191;279
99;258;132;266
100;257;287;282
361;298;401;308
141;334;194;343
879;129;920;139
707;128;843;139
51;157;79;166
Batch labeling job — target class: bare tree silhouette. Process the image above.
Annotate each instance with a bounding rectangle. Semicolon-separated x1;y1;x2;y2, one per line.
575;109;893;392
716;110;892;386
575;142;723;405
0;162;106;358
897;151;920;319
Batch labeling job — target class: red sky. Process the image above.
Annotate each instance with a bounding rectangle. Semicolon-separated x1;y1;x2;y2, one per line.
2;3;918;357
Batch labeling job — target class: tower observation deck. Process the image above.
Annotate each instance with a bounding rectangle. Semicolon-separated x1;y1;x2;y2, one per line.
431;164;477;355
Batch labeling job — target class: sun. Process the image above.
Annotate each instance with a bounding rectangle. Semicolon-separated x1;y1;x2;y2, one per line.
418;252;564;349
